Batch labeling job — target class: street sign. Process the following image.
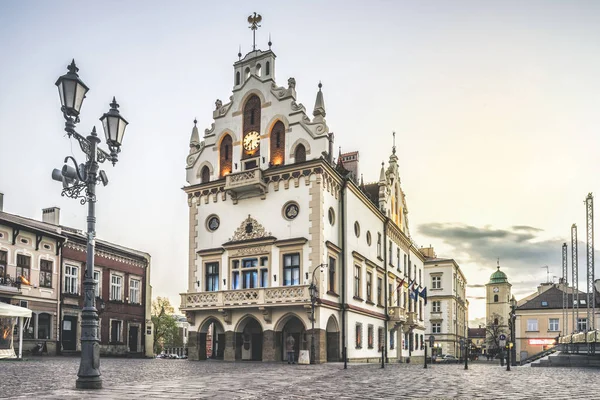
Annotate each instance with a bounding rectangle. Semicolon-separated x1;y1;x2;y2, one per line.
499;334;507;341
499;340;506;347
429;335;435;348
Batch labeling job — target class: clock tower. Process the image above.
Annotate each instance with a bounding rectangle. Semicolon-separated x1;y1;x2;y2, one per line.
485;260;511;350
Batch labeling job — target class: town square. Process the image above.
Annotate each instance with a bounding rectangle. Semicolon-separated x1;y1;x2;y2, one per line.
1;1;600;399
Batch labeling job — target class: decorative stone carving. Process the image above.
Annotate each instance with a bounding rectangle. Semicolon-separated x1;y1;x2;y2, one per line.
287;77;296;89
229;215;271;242
204;123;215;136
215;99;222;110
219;309;231;324
230;246;268;257
259;307;272;323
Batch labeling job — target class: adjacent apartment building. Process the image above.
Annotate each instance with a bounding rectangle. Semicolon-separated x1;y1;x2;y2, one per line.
423;249;469;358
180;34;429;363
0;195;153;357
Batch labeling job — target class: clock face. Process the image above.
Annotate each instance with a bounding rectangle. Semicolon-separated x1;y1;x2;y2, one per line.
493;287;499;293
243;131;260;151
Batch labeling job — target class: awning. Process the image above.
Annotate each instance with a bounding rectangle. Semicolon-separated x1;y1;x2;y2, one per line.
0;302;32;317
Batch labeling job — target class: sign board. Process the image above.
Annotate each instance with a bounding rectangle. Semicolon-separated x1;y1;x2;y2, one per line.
298;350;310;365
429;335;435;348
528;338;556;346
499;340;506;347
499;334;507;341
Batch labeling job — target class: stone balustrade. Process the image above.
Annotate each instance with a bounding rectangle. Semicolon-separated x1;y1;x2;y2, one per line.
181;285;311;309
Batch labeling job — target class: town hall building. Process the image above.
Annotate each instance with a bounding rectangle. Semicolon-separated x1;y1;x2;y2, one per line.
180;17;428;363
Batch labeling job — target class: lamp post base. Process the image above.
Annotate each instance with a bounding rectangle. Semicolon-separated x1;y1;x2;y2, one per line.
76;377;102;389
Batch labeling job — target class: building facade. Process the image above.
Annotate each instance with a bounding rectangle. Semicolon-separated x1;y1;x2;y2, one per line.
0;201;66;355
181;34;428;363
423;251;468;358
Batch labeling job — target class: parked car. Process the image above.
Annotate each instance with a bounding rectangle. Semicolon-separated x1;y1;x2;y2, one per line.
439;354;459;364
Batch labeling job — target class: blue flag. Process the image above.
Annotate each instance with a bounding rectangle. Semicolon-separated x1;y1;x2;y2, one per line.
418;287;428;305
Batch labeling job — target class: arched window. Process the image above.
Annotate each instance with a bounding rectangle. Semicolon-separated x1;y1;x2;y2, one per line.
294;144;306;163
494;318;499;326
235;71;240;85
200;166;210;183
245;67;251;80
265;61;270;75
255;64;262;77
269;120;285;165
243;95;261;159
494;294;498;303
219;135;233;177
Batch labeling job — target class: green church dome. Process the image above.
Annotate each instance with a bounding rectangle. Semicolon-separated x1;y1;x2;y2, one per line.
489;266;508;284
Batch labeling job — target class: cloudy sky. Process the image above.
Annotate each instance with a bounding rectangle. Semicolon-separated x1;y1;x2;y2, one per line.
1;1;599;324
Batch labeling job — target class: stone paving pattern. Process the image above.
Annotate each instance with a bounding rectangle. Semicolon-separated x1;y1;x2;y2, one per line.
1;358;599;399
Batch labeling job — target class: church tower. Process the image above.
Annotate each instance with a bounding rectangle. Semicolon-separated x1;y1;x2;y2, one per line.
485;261;511;348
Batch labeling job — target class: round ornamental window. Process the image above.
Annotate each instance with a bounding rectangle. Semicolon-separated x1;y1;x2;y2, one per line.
328;208;335;226
283;202;300;220
206;215;220;232
366;231;372;246
354;222;360;238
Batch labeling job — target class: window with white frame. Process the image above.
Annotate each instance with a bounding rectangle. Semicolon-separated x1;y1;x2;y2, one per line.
129;278;140;304
64;265;79;294
432;276;441;289
578;318;588;332
93;270;101;298
527;319;538;331
548;318;559;332
110;320;123;342
432;301;441;313
110;274;123;301
432;323;441;334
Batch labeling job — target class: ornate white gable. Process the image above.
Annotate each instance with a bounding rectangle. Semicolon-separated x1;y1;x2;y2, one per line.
229;214;272;242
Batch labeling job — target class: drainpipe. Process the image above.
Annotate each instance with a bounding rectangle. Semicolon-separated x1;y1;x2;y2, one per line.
58;238;65;355
383;218;389;366
340;175;348;369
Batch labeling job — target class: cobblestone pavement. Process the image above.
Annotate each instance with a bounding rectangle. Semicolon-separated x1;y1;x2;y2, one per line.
1;358;599;399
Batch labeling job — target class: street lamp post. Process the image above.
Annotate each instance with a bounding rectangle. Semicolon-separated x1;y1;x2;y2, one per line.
509;301;517;367
53;60;129;389
309;264;328;365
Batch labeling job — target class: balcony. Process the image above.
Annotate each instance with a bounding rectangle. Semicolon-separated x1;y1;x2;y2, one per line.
0;276;21;296
181;285;311;310
388;306;407;323
224;168;267;204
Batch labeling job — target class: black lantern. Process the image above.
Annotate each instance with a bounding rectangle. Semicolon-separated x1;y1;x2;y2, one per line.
100;97;129;152
309;283;317;299
55;59;89;118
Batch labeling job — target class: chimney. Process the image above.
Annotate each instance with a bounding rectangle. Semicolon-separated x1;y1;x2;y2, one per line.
42;207;60;225
0;192;3;212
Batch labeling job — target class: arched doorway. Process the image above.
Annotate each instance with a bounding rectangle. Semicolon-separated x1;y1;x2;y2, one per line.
278;314;307;362
236;316;263;361
326;315;340;362
199;317;225;360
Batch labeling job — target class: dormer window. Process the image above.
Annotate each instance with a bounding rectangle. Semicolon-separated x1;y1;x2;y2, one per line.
256;64;262;77
541;301;548;307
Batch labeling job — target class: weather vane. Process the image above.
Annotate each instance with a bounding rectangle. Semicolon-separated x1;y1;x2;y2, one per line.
248;12;262;51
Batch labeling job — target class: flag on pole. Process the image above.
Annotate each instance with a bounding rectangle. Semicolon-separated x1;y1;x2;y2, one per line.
418;287;428;305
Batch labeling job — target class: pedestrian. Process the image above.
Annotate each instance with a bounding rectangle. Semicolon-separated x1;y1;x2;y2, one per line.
286;334;296;364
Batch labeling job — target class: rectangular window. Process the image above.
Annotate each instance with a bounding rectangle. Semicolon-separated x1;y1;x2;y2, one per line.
578;318;588;332
390;330;395;350
388;240;392;264
283;253;300;286
432;301;441;313
0;250;7;282
527;319;538;331
354;265;361;298
548;318;559;332
396;249;400;271
110;274;122;301
432;276;441;289
378;327;383;352
328;256;336;293
129;278;140;304
408;259;412;280
260;269;268;288
205;262;219;291
39;260;53;288
366;271;372;301
377;233;382;258
432;323;441;334
355;323;362;349
232;271;240;290
243;270;258;288
403;254;407;276
388;282;393;306
368;325;374;348
377;277;383;305
418;269;422;287
16;254;31;281
93;270;101;297
64;265;79;294
110;320;122;342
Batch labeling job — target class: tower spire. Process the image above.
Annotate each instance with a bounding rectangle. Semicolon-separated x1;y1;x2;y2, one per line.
313;81;326;122
392;131;396;155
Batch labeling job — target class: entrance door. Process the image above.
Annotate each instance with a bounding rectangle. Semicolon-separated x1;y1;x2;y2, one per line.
129;326;139;352
327;332;339;361
62;316;77;351
217;333;225;359
252;333;263;361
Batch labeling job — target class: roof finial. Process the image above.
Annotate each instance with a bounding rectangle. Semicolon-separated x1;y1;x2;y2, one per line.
238;45;242;60
392;131;396;155
313;81;326;121
247;12;262;51
193;117;197;126
268;33;272;49
497;257;500;270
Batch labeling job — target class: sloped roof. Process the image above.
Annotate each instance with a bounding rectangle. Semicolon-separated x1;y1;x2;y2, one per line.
362;183;379;206
517;286;599;310
0;211;66;240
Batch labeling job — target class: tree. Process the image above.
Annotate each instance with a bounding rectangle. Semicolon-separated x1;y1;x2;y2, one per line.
151;297;178;354
485;313;506;355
